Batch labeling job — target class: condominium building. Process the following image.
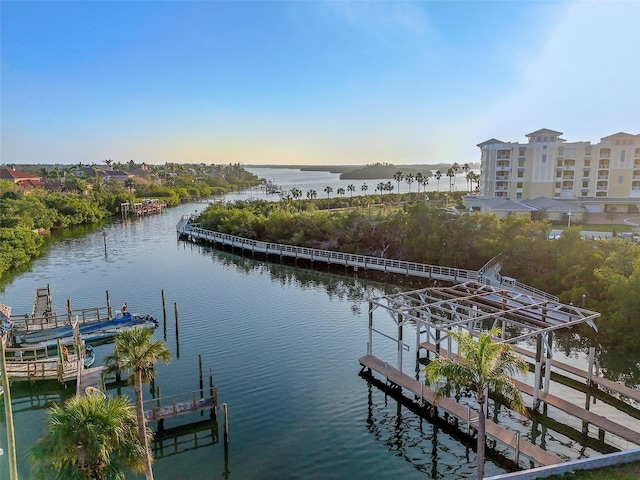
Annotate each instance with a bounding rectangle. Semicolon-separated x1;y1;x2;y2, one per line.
477;129;640;212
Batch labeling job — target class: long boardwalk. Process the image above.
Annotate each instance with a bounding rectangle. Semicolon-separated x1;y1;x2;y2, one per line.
176;217;557;301
420;341;640;447
359;354;562;467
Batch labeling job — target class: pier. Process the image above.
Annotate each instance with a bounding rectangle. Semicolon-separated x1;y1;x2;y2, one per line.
359;353;562;467
177;217;557;301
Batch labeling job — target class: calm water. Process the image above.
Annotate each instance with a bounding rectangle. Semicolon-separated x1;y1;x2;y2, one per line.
0;168;636;479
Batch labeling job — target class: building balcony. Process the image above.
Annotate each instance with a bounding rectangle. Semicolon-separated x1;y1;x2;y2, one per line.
599;153;611;159
496;155;511;160
598;175;609;180
598;163;610;170
596;186;608;191
582;177;590;182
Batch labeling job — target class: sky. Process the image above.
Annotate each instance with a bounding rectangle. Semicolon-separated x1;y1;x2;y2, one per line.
1;1;639;166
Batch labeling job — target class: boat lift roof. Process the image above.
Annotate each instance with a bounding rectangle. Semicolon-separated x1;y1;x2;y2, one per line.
369;281;600;345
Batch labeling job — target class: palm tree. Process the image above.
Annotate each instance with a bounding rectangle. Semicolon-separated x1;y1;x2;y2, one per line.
30;393;145;480
415;172;424;194
393;171;404;194
104;327;171;480
435;170;442;193
290;187;302;201
446;167;455;193
405;173;414;194
124;177;136;194
424;329;528;480
347;184;355;198
324;186;333;199
361;183;368;195
337;187;345;198
452;162;460;190
376;182;385;195
306;189;317;200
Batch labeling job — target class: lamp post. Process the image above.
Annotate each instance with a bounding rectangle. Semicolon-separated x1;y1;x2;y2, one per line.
582;294;586;308
567;209;572;227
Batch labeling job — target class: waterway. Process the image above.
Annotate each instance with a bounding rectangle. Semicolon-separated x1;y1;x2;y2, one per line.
0;167;636;479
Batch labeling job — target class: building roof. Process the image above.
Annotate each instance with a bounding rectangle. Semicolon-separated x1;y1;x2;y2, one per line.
477;138;505;148
473;197;535;212
600;132;639;141
520;197;580;212
525;128;563;137
0;168;41;181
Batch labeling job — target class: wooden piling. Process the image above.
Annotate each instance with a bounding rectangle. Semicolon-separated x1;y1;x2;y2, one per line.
198;354;203;392
106;290;112;319
161;290;167;338
174;302;179;358
223;403;229;449
209;372;217;420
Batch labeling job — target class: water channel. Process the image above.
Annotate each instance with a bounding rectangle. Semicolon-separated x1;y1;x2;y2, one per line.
0;167;636;479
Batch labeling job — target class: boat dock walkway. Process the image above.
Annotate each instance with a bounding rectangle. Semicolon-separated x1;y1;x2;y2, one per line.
4;344;80;383
511;345;640;404
421;341;640;447
144;388;218;428
177;218;557;301
359;353;562;467
77;366;107;395
32;286;52;320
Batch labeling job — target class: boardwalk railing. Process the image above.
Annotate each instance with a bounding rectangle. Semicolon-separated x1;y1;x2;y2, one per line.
178;217;558;301
9;306;111;333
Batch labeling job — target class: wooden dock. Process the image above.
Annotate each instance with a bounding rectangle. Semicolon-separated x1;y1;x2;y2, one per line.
4;344;80;383
511;345;640;404
359;354;562;467
421;341;640;447
77;366;107;395
32;286;52;320
144;389;218;428
177;218;557;301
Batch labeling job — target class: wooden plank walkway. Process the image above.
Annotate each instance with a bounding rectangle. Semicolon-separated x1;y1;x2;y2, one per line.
359;354;562;467
421;341;640;447
511;345;640;404
144;389;217;422
177;219;558;301
32;287;52;319
77;366;106;395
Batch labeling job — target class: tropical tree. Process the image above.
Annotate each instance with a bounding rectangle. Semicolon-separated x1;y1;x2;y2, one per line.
30;393;145;480
405;173;414;194
424;329;528;480
435;170;442;193
415;172;424;194
347;184;355;198
446;167;455;193
393;171;404;194
124;177;136;194
361;183;368;195
324;186;333;199
306;189;317;200
290;187;302;200
104;328;171;480
376;182;385;195
337;187;345;198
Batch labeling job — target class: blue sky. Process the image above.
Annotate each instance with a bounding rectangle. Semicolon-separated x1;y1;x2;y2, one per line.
2;1;639;166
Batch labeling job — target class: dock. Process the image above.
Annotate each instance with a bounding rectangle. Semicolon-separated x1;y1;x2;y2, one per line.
4;343;81;383
421;341;640;447
77;366;107;395
144;388;218;431
359;354;562;467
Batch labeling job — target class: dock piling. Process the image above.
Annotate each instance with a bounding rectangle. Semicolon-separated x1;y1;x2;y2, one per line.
223;403;229;449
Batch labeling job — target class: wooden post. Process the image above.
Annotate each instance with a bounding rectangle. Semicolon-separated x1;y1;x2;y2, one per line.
0;336;19;480
397;313;403;374
585;346;595;411
106;290;112;319
533;335;542;410
367;302;373;356
515;431;521;466
209;372;217;420
102;230;107;256
67;298;72;324
198;354;203;392
174;302;179;359
161;290;167;339
223;403;229;449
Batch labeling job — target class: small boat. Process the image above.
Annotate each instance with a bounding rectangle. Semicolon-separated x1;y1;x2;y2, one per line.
84;345;96;368
15;314;159;349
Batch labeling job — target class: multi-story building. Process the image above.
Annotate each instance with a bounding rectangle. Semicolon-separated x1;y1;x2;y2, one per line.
477;129;640;213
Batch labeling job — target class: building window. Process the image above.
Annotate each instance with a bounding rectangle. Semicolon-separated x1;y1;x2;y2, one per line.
517;182;523;188
582;191;588;197
542;154;547;163
555;182;561;188
518;159;525;167
517;171;524;178
516;193;522;199
619;175;624;184
584;158;591;166
621;150;626;163
583;182;589;188
519;147;526;157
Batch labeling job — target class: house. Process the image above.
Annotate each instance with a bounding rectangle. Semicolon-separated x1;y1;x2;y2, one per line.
0;167;44;190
